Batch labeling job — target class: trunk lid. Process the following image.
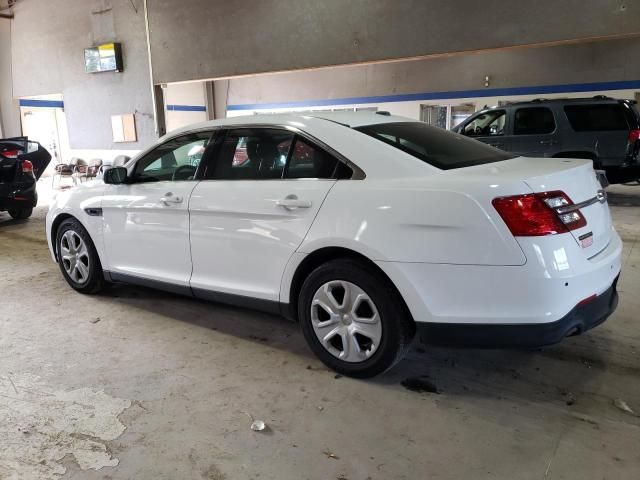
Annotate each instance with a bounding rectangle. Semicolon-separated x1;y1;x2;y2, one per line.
459;156;612;257
523;158;612;257
0;137;51;181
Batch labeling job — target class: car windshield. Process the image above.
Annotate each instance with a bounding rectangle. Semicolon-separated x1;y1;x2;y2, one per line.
355;122;514;170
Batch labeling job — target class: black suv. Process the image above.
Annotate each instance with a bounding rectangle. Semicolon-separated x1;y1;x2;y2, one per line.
0;137;51;220
453;96;640;183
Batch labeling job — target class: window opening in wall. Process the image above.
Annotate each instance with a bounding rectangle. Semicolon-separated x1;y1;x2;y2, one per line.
450;104;475;128
420;105;447;129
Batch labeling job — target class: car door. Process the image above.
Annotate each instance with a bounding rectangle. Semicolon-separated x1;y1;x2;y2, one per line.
189;127;352;304
506;106;558;157
458;109;508;150
101;131;213;289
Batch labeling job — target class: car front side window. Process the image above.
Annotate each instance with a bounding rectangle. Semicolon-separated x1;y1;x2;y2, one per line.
132;132;213;183
463;110;506;137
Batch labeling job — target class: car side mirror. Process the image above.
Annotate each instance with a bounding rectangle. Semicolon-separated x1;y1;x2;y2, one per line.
103;166;128;185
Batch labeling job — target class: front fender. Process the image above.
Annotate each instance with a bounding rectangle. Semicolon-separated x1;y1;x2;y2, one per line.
46;185;106;266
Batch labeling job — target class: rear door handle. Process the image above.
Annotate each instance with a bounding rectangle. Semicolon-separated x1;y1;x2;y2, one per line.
276;195;312;210
160;192;183;205
539;139;557;146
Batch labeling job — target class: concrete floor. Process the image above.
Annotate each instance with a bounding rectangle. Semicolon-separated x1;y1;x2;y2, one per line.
1;181;639;480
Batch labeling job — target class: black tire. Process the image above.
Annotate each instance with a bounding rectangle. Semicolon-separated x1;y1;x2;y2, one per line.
55;218;105;294
8;207;33;220
298;258;415;378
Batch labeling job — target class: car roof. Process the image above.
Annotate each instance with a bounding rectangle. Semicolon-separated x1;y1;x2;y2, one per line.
129;111;426;180
165;111;413;139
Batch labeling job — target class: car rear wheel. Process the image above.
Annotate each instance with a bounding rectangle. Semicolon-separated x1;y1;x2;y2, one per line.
298;259;415;378
56;218;105;294
8;207;33;220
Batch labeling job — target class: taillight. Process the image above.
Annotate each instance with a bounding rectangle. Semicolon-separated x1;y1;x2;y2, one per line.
1;149;19;159
21;160;34;174
492;190;586;236
629;129;640;143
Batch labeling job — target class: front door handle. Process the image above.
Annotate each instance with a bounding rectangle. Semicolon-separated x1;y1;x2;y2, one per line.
539;139;557;146
276;194;312;210
160;192;183;205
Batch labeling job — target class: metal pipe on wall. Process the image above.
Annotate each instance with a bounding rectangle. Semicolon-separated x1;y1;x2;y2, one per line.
143;0;165;137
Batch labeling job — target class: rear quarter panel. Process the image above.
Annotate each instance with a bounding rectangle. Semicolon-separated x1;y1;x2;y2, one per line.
298;177;527;266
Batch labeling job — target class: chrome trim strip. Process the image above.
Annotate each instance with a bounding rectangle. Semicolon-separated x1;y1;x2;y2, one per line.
555;189;607;214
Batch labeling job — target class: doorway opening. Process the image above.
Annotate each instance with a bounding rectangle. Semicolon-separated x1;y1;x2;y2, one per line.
19;94;70;178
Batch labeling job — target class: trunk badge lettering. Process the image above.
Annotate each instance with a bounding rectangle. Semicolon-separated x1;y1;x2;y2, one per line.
579;232;594;249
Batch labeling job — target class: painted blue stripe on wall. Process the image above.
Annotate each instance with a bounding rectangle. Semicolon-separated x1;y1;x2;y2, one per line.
166;104;207;112
227;79;640;111
19;99;64;108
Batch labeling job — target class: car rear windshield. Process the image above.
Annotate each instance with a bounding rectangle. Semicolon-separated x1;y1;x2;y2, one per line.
355;122;514;170
563;104;634;131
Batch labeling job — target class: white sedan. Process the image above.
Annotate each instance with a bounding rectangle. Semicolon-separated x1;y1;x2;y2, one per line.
46;112;622;377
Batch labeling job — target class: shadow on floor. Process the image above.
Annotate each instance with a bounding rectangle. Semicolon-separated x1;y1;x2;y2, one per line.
88;282;626;410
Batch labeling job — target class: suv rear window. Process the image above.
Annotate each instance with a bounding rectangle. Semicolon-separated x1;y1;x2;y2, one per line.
564;104;630;131
355;122;514;170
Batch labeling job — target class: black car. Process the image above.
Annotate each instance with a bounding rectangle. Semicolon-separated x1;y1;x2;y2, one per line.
453;96;640;183
0;137;51;220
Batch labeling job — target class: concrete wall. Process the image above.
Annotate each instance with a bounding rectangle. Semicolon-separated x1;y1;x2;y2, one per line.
10;0;155;151
5;0;640;152
0;18;20;138
224;38;640;109
147;0;640;84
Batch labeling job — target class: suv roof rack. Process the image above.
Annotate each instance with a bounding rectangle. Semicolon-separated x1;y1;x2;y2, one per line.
509;96;622;106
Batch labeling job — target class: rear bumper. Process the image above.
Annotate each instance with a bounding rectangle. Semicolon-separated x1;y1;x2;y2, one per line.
377;229;622;327
417;276;618;348
0;194;37;210
0;182;37;210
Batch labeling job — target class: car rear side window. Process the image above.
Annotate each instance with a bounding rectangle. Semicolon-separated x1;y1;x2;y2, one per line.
514;107;556;135
207;129;294;180
564;104;630;131
355;122;514;170
284;136;352;179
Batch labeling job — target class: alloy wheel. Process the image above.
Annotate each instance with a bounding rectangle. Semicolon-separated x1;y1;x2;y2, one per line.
60;230;91;284
310;280;382;362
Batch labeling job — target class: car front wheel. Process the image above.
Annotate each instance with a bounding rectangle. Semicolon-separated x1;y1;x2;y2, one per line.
56;218;105;294
299;259;415;378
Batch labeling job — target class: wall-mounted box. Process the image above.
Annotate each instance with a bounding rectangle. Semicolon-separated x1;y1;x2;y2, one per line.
84;43;123;73
111;113;137;143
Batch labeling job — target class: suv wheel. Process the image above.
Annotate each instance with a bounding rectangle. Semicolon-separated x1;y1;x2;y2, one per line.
299;259;415;378
56;218;105;294
8;207;33;220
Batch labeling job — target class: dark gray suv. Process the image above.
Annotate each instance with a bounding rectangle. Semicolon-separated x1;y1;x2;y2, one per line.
453;97;640;183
